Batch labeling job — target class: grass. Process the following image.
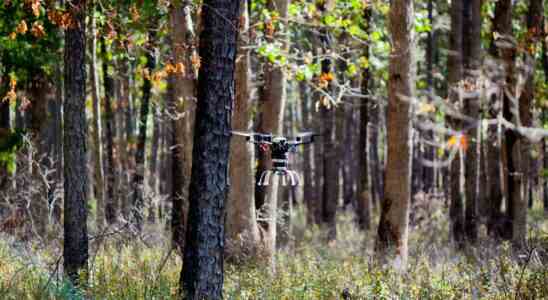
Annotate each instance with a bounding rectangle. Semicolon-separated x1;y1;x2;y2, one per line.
0;204;547;299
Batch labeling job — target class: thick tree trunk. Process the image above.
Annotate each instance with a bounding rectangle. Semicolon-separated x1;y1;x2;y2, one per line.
375;0;414;268
89;1;105;230
169;2;196;252
226;0;261;259
63;0;88;283
179;0;240;297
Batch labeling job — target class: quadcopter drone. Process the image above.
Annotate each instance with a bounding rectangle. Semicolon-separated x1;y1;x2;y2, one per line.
232;131;317;186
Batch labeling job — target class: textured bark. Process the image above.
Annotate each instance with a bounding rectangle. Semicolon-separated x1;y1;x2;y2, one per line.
375;0;414;267
63;0;88;283
462;0;481;244
169;2;196;252
255;0;288;256
357;5;372;231
89;1;105;230
131;36;155;231
179;0;240;297
226;0;261;258
544;38;548;215
0;75;10;192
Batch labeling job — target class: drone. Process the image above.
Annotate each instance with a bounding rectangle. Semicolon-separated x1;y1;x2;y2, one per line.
232;131;317;186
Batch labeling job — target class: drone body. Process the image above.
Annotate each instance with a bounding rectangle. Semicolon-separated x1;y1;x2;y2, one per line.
232;131;317;186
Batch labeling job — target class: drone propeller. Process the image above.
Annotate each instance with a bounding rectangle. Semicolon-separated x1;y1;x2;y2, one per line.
290;131;319;145
231;131;273;144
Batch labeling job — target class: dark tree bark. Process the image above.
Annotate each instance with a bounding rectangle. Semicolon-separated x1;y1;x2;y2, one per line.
423;0;436;193
101;38;118;225
131;37;155;231
375;0;414;267
357;4;372;230
179;0;240;297
63;0;88;284
543;33;548;215
148;104;160;223
462;0;481;244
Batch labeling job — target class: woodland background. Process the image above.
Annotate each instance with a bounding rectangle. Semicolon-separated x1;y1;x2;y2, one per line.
0;0;548;298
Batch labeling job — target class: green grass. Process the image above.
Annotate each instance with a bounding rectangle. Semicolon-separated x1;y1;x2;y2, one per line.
0;206;547;299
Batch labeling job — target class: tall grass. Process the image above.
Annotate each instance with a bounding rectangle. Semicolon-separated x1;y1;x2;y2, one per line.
0;205;547;299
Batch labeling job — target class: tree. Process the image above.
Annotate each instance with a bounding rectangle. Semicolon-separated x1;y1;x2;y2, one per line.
226;0;261;258
131;33;155;231
179;0;240;297
88;0;105;230
357;4;373;231
63;0;88;283
375;0;414;267
101;37;118;225
255;0;289;258
462;0;481;244
169;0;196;251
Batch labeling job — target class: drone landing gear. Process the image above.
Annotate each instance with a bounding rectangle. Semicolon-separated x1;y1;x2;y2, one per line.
257;170;300;186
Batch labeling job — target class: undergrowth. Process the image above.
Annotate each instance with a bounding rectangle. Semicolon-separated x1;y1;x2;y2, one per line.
0;205;547;299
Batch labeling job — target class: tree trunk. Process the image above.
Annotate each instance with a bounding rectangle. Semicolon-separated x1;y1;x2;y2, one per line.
316;0;338;243
179;0;240;297
89;0;105;230
423;0;436;193
169;1;196;252
255;0;289;258
131;36;155;231
543;36;548;215
357;5;372;230
489;0;513;240
226;0;261;259
101;38;118;225
148;104;160;223
375;0;414;268
511;0;543;247
63;0;88;283
300;81;315;224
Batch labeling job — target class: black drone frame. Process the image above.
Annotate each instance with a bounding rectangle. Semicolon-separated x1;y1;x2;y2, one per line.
232;131;317;186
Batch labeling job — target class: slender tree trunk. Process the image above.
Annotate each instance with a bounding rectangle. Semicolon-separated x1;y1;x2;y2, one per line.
63;0;88;283
89;1;105;230
357;5;372;230
543;35;548;215
375;0;414;268
148;104;160;223
226;0;261;259
316;0;338;243
169;1;196;252
101;38;119;225
462;0;481;244
179;0;240;296
119;60;133;220
0;76;10;192
488;0;513;240
423;0;436;193
131;38;155;231
511;0;543;247
300;81;315;224
255;0;289;258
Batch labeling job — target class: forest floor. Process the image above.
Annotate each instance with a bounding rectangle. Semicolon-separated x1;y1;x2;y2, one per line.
0;203;547;299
